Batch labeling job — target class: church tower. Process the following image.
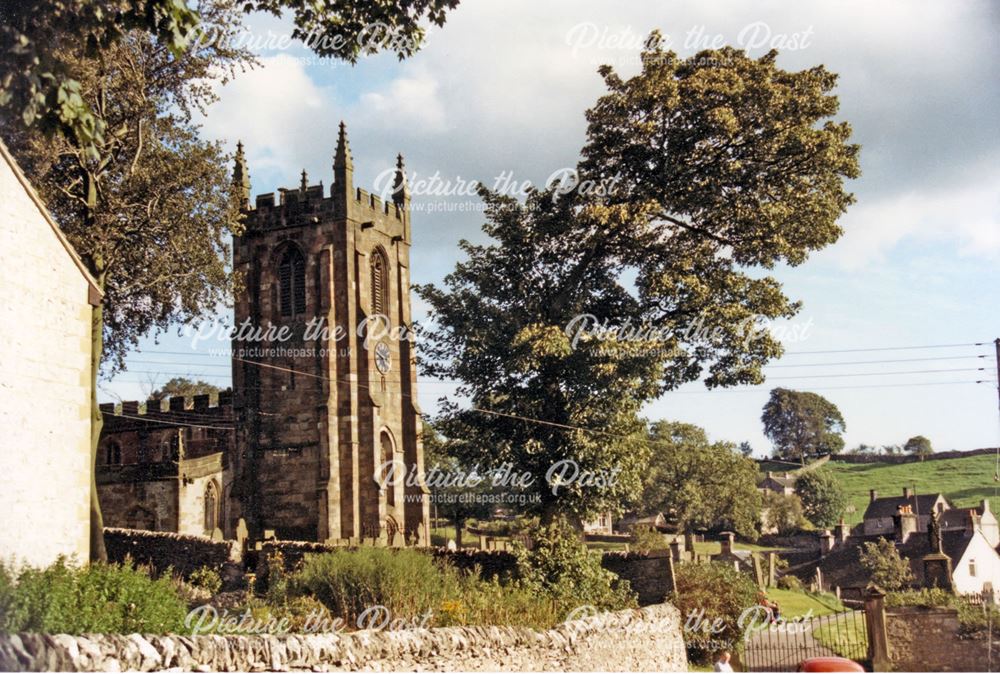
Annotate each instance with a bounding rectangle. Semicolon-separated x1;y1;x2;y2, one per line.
230;124;429;545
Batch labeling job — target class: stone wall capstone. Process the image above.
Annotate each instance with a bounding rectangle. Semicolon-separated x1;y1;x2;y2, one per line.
104;528;240;578
0;603;687;672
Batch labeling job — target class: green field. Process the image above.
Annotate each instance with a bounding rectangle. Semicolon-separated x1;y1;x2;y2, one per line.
763;588;845;619
825;454;1000;525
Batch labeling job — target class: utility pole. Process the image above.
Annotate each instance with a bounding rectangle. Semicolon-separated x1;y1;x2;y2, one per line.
995;338;1000;417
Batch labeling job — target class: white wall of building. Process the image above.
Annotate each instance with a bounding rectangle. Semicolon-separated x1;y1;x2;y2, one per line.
0;144;98;567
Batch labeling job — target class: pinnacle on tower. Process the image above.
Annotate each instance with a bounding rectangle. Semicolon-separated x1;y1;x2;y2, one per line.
334;121;353;171
392;153;410;207
300;169;308;193
232;140;251;205
333;121;354;197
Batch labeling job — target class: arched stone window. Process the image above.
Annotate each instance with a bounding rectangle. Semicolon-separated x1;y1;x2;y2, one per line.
370;248;389;319
278;246;306;317
204;481;219;534
105;441;122;466
381;430;396;507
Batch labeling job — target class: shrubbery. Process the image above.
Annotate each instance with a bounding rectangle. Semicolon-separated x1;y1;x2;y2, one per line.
669;562;760;664
629;526;669;553
0;557;187;634
513;519;637;613
283;547;562;630
776;574;803;591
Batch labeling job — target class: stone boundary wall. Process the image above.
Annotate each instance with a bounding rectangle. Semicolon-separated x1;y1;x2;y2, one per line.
104;528;240;578
885;605;989;671
600;550;675;606
256;541;520;579
0;604;687;672
835;447;998;465
258;542;674;605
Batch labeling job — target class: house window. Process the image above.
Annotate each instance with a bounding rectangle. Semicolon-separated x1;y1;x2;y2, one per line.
278;247;306;317
105;442;122;466
370;248;389;319
970;559;977;577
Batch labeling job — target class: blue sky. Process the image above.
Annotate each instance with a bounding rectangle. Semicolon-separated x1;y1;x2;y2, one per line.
102;0;1000;456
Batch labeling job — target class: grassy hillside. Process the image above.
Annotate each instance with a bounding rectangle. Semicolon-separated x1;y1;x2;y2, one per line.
826;454;1000;525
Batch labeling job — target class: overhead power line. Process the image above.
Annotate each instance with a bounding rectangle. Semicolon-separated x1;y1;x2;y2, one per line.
783;341;989;355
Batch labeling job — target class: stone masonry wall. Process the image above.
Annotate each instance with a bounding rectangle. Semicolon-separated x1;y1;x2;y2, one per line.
601;550;676;606
885;606;990;672
104;528;240;578
0;603;686;672
0;143;94;568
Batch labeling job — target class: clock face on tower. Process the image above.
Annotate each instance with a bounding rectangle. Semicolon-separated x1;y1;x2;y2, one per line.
374;342;392;374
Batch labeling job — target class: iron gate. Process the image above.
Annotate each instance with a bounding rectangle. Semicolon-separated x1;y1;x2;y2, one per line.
742;609;868;672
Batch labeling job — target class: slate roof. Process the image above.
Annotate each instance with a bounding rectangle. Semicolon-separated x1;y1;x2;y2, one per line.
789;529;979;591
760;474;796;488
862;493;945;520
941;506;984;529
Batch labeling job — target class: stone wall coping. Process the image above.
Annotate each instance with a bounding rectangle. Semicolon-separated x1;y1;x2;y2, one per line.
0;603;684;672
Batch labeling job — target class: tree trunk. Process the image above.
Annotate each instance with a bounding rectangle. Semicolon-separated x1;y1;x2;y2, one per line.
454;515;463;548
89;298;107;562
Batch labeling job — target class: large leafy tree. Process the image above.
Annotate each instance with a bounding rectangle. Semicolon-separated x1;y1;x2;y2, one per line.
761;490;809;536
903;435;933;461
795;468;847;529
640;421;761;539
762;388;846;463
0;0;459;150
419;38;859;521
151;377;222;400
859;538;914;591
1;3;253;560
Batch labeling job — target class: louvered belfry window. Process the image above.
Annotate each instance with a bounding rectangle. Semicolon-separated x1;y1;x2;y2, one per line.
371;249;388;318
278;247;306;317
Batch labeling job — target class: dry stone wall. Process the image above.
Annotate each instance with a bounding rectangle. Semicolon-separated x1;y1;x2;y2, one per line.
885;605;990;672
0;604;687;672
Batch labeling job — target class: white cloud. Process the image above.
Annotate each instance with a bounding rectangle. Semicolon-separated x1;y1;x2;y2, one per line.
360;68;447;133
199;54;338;179
823;164;1000;269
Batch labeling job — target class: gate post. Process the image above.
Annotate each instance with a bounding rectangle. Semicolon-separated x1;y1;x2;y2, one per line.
864;586;890;671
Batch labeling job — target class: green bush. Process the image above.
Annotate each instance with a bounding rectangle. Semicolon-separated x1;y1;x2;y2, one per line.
777;574;803;591
188;566;222;596
514;519;636;613
669;562;760;664
629;526;669;553
285;547;561;630
0;558;187;634
290;547;448;626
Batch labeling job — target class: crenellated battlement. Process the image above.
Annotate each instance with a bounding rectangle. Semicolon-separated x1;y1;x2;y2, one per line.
99;389;233;428
236;122;409;239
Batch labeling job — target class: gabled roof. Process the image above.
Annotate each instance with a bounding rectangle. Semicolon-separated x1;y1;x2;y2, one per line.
761;475;796;488
862;493;945;520
0;138;102;306
790;529;982;590
941;505;987;529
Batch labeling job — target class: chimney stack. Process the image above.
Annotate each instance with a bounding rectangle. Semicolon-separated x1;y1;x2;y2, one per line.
870;489;879;502
819;530;835;556
903;487;913;499
895;507;918;543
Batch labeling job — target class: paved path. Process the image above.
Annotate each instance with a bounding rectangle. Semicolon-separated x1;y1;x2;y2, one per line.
742;611;864;672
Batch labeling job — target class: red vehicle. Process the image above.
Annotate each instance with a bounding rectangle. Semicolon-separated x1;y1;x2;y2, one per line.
798;656;866;672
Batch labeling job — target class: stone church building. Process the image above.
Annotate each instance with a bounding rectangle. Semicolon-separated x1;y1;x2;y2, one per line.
97;124;430;546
